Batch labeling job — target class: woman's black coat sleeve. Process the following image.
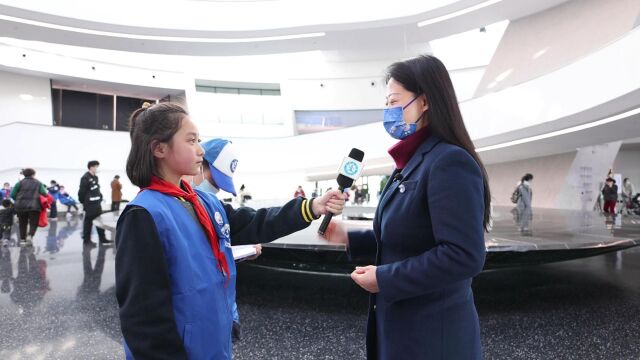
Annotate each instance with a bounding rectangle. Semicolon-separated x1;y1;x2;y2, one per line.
115;206;188;360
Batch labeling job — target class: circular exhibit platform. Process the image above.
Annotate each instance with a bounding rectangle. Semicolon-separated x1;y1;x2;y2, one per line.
95;205;640;274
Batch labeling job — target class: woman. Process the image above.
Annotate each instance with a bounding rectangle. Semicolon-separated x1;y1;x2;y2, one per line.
602;177;618;214
326;55;490;359
11;168;47;246
516;173;534;234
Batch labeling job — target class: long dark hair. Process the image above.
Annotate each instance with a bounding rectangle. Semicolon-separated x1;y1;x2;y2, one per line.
385;55;492;231
126;103;188;187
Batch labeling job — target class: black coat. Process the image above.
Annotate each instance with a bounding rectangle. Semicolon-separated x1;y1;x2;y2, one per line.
78;172;103;206
348;136;486;360
14;178;43;212
602;184;618;201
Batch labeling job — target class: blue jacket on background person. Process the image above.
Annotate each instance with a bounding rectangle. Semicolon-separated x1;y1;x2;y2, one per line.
348;135;487;360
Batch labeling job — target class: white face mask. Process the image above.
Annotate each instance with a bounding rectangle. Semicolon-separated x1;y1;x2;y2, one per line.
195;179;219;194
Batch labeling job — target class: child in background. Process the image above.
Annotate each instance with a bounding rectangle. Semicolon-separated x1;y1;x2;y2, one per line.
58;186;79;214
115;103;345;359
0;199;15;245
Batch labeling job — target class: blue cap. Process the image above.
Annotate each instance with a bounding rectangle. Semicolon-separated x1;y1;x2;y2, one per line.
201;138;238;196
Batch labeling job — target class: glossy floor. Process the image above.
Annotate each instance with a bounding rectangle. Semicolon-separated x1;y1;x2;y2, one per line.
0;214;639;359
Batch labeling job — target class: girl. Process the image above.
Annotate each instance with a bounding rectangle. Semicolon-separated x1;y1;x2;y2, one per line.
115;103;345;359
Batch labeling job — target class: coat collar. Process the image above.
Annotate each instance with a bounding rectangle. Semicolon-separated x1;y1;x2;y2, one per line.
375;135;443;223
398;135;442;181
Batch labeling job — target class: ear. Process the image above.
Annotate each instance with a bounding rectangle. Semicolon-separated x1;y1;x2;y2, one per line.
151;140;168;159
420;94;429;112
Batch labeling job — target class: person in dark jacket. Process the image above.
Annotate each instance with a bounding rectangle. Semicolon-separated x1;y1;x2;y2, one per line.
11;168;47;246
47;180;60;219
115;103;346;359
78;160;108;246
325;55;490;360
0;199;15;244
602;177;618;214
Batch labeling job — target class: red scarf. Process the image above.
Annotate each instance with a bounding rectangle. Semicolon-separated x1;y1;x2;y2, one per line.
388;126;431;169
143;176;230;282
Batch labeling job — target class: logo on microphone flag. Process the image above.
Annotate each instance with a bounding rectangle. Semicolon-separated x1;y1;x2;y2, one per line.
339;157;363;180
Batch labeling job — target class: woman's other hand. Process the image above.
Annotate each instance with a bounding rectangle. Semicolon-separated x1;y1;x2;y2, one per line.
318;220;348;245
351;265;379;293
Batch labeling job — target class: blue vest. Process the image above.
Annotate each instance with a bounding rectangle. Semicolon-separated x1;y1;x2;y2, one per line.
124;189;236;360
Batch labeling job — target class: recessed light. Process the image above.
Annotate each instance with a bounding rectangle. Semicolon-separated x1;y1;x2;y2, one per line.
19;94;34;101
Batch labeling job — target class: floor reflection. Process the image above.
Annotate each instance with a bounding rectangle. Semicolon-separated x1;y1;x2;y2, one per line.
0;216;122;359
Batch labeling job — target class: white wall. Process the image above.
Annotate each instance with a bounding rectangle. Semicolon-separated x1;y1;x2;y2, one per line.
0;70;52;126
462;25;640;144
554;141;622;210
282;76;386;111
485;143;640;209
0;123;135;203
475;0;640;96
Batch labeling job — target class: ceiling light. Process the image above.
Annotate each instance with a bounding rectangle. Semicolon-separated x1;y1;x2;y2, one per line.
494;69;512;82
19;94;33;101
417;0;504;27
533;48;549;59
0;15;326;43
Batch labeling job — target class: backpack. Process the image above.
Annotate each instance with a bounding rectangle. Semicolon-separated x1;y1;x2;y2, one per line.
510;185;521;204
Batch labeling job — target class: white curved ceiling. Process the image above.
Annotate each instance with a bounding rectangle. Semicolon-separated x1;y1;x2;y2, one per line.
0;0;568;55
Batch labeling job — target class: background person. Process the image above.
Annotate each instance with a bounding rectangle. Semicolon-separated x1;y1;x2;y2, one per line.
11;168;47;246
602;177;618;215
111;175;123;211
0;199;15;245
621;178;634;214
47;180;60;219
516;173;533;234
78;161;108;246
293;185;306;198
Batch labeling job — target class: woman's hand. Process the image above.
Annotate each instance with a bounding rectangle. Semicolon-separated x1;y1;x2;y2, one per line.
318;220;349;245
351;265;379;293
312;190;347;217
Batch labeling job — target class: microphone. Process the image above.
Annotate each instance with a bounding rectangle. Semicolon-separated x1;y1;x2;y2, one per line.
317;148;365;236
394;173;403;182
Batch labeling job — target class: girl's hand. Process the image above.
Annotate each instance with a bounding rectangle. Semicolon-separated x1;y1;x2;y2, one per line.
312;190;347;217
245;244;262;261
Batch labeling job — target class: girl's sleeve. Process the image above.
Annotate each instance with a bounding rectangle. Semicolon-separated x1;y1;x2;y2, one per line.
115;207;188;360
222;197;315;245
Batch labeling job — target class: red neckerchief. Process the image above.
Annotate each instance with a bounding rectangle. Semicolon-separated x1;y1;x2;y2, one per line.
143;176;229;282
388;126;431;169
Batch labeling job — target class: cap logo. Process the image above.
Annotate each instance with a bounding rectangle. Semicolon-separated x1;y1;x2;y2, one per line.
230;159;238;173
